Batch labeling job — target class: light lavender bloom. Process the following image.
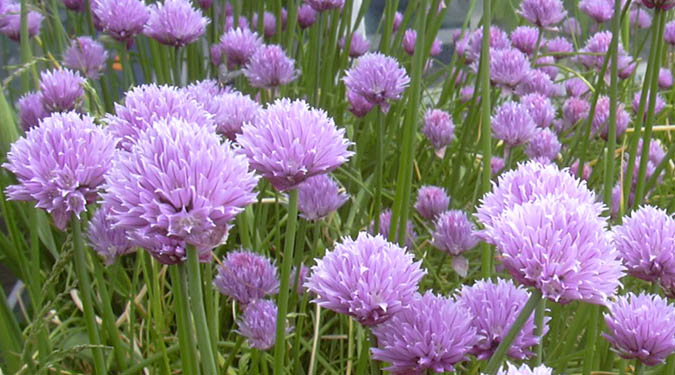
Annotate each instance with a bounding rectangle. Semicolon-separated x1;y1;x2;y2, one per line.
63;36;108;79
297;174;349;221
603;293;675;366
291;265;310;295
536;56;557;80
297;4;317;29
518;0;566;27
343;52;410;112
39;68;85;112
0;4;43;41
545;37;573;60
370;291;477;374
213;250;280;304
525;128;561;162
105;84;214;151
491;101;537;147
392;11;403;32
3;112;115;230
210;91;260;141
414;185;450;221
489;48;530;90
510;26;540;55
630;5;652;29
92;0;149;43
497;363;553;375
339;33;370;58
658;68;673;89
613;205;675;282
579;0;614;23
402;29;417;55
565;77;590;97
559;97;590;133
666;21;675;45
369;209;417;249
432;210;479;256
464;26;510;63
218;27;263;70
224;15;249;32
346;90;374;118
521;93;554;128
102;118;259;264
237;299;282;350
562;17;582;36
16;92;47;131
632;91;666;118
422;109;454;157
144;0;209;47
592;95;630;139
243;44;298;88
237;98;353;191
458;279;548;360
578;31;625;70
87;205;134;265
305;232;426;326
515;69;560;97
306;0;344;12
491;156;505;176
251;11;284;38
569;160;592;181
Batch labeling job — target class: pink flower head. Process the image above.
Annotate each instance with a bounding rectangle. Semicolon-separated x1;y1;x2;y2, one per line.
423;109;455;157
658;68;672;89
666;21;675;45
92;0;149;43
432;210;480;256
16;92;47;131
343;52;410;112
630;5;652;29
545;37;573;60
525;128;561;162
491;101;537;147
592;95;631;139
346;90;374;118
518;0;566;27
490;48;530;90
39;68;85;112
510;26;540;55
0;3;43;41
579;0;615;23
521;93;555;128
144;0;209;47
218;27;263;70
214;250;280;304
297;174;349;221
243;44;298;88
87;205;134;265
414;185;450;221
339;33;370;58
641;0;675;10
63;36;108;79
297;4;317;29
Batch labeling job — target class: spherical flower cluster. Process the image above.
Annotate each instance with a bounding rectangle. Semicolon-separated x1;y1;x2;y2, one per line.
497;363;553;375
632;92;666;119
339;33;370;58
463;26;510;63
666;21;675;45
518;0;566;27
516;69;560;97
422;109;455;157
237;98;353;191
579;0;614;23
92;0;149;43
144;0;209;47
457;279;548;360
346;90;374;118
102;119;259;264
0;3;43;41
521;93;554;128
370;291;477;374
306;0;344;12
87;205;134;265
545;37;573;60
491;101;537;147
603;293;675;366
243;44;298;88
236;299;281;350
491;156;505;176
251;10;286;38
562;17;582;36
39;68;85;112
565;77;590;97
592;96;631;139
536;56;557;80
489;48;530;90
613;205;675;282
414;185;450;221
216;27;263;69
343;52;410;112
63;37;108;79
3;112;115;230
305;232;426;326
630;5;652;29
525;128;561;162
658;68;673;89
213;250;280;304
510;26;539;55
106;84;213;150
392;11;403;32
297;174;349;221
297;5;317;29
16;92;47;131
369;209;417;249
291;265;310;295
432;210;479;256
560;97;590;133
579;31;624;70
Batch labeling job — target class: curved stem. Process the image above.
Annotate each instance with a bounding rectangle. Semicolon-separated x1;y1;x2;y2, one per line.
186;248;218;375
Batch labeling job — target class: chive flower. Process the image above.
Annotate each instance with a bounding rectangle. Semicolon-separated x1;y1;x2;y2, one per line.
144;0;209;47
213;250;280;304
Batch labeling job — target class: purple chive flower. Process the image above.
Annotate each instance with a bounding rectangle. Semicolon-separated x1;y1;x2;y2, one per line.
603;293;675;366
62;0;85;11
476;161;604;241
518;0;566;27
632;92;666;118
658;68;673;89
613;205;675;282
491;101;537;147
213;250;280;304
392;11;403;32
497;363;553;375
144;0;209;47
545;37;573;60
402;29;417;55
105;84;213;151
559;97;590;133
218;27;263;70
465;26;511;63
525;128;561;162
63;36;108;79
516;69;560;97
102;119;259;264
209;44;223;66
297;174;349;221
16;92;47;131
489;48;530;90
487;195;624;305
592;96;630;139
369;209;418;249
423;109;455;157
510;26;540;55
251;11;283;38
565;77;590;97
343;52;410;112
414;185;450;221
305;232;426;326
630;6;652;29
92;0;149;44
346;90;374;118
207;91;260;141
370;291;477;374
579;31;622;70
432;210;479;256
457;279;548;360
291;265;310;295
39;68;85;113
297;4;317;29
243;44;298;88
224;15;249;32
562;17;582;36
87;205;134;265
0;4;43;41
521;93;554;128
570;160;592;181
236;299;282;350
237;98;352;191
306;0;344;12
491;156;505;176
579;0;614;23
3;112;115;230
666;21;675;45
460;86;475;103
641;0;675;10
339;33;370;58
536;56;557;80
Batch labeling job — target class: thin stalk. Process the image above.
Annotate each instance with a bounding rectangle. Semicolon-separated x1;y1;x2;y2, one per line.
169;265;198;375
582;305;600;375
119;344;181;375
223;336;245;372
308;304;322;375
185;248;218;375
374;110;384;234
603;0;622;206
143;253;171;375
534;299;546;365
92;256;127;371
273;189;299;373
71;216;107;375
29;209;50;373
484;289;542;375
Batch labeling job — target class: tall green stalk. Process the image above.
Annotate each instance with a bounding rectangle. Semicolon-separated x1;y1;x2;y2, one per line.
185;248;218;375
478;0;493;279
169;265;198;375
374;110;384;234
602;0;621;206
273;189;299;373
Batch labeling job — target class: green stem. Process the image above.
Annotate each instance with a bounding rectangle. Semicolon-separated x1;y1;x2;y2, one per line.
534;299;546;366
92;255;127;371
603;0;622;206
185;248;218;375
484;289;542;375
223;336;245;373
582;305;600;375
71;216;107;375
119;344;181;375
169;265;198;375
273;189;299;373
374;110;384;234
